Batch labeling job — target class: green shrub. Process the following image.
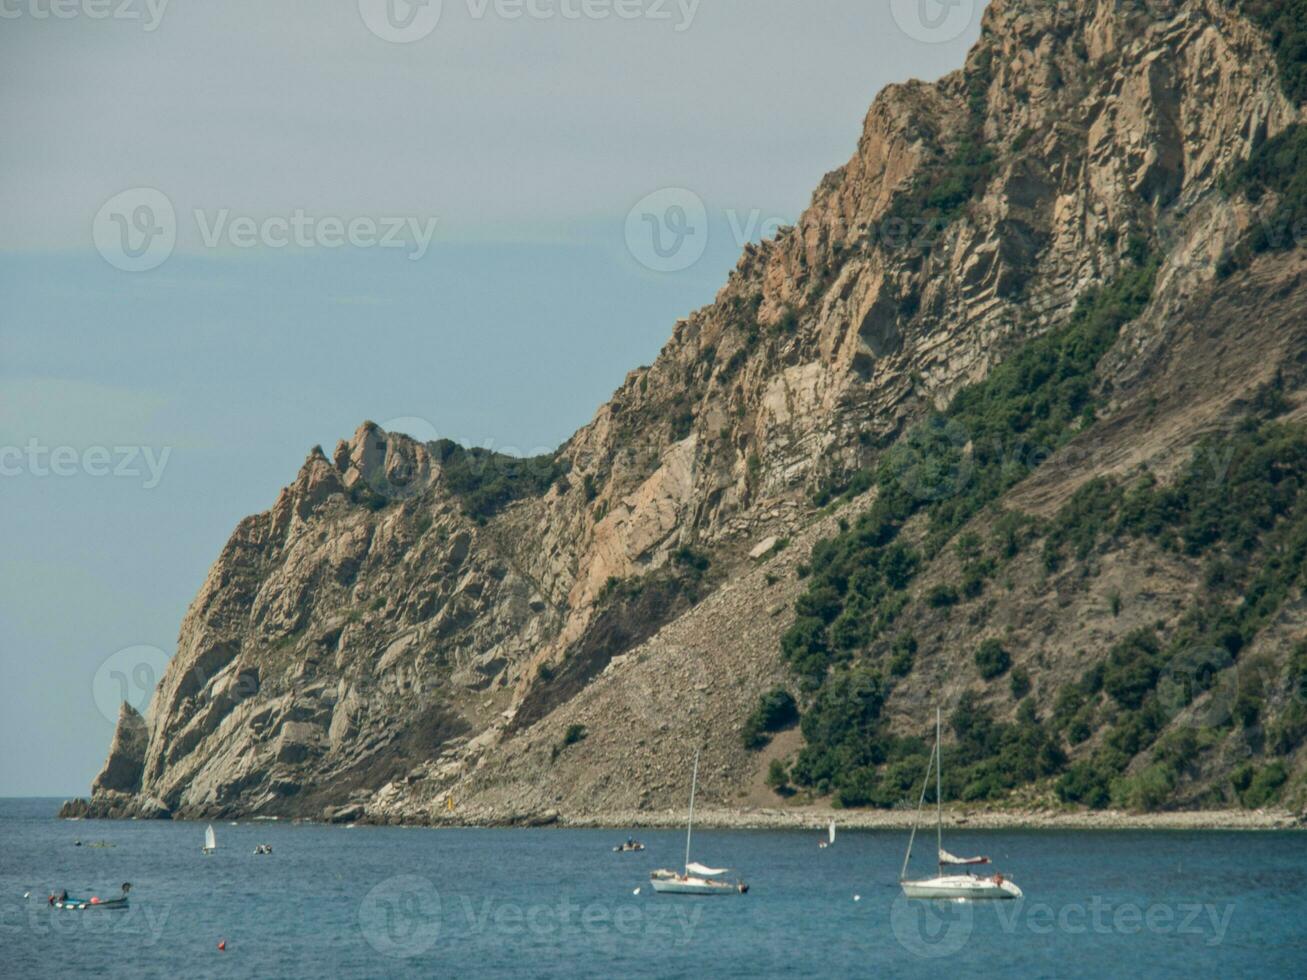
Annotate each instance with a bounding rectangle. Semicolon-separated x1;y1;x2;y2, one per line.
766;758;793;796
742;688;800;750
562;724;587;746
1235;1;1307;102
1102;629;1162;710
433;439;568;522
975;639;1012;680
1233;761;1289;807
1112;763;1177;811
1057;761;1112;808
928;585;960;608
1009;666;1031;700
889;634;917;677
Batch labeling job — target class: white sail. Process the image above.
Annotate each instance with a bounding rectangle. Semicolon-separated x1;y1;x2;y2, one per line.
686;862;729;877
939;849;990;866
829;819;836;845
204;824;216;851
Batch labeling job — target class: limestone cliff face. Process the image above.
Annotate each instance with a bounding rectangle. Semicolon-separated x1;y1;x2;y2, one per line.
77;0;1305;821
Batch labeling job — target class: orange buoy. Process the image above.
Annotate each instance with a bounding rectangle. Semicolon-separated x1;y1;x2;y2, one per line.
217;940;227;951
90;897;100;904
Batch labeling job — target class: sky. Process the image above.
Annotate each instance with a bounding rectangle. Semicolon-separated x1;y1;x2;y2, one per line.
0;0;987;796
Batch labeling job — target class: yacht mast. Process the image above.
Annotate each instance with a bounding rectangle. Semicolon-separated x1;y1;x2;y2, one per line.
685;748;699;874
936;706;943;871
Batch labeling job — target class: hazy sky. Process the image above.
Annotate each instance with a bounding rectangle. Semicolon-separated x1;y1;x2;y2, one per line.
0;0;986;795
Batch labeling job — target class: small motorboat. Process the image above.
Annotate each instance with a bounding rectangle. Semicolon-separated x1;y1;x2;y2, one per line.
50;883;131;911
613;839;646;853
253;844;273;855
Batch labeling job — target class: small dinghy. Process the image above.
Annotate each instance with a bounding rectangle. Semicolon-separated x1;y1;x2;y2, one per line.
613;838;646;853
819;819;835;849
50;883;131;911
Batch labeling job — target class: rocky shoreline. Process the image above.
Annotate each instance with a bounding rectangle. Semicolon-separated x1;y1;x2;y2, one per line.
58;797;1305;831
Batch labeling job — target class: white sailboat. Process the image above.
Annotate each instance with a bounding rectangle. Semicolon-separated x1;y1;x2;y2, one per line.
202;823;216;855
650;749;748;896
819;818;835;849
899;708;1022;901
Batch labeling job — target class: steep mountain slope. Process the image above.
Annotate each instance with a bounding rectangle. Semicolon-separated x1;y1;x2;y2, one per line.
73;0;1307;823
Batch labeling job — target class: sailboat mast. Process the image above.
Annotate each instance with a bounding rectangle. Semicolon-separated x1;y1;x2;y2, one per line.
935;706;943;870
685;748;699;874
900;734;935;881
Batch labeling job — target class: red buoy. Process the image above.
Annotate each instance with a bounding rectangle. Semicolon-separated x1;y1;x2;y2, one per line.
218;940;226;951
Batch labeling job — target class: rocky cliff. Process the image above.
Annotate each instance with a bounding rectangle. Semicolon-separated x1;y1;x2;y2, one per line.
73;0;1307;823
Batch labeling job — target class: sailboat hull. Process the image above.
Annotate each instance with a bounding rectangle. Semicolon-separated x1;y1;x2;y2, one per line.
650;877;740;896
901;875;1023;900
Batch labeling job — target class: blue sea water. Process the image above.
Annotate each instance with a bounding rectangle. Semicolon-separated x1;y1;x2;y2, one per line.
1;798;1305;978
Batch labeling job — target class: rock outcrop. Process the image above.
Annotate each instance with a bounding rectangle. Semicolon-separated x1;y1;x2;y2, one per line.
72;0;1307;822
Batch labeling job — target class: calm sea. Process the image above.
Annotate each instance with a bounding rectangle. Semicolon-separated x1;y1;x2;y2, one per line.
1;798;1304;978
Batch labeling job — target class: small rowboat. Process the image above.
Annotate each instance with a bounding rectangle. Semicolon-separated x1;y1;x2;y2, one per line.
51;883;131;911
